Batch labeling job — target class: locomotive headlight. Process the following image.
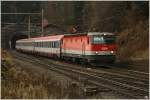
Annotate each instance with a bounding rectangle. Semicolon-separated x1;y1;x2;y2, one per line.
111;51;114;53
95;51;98;54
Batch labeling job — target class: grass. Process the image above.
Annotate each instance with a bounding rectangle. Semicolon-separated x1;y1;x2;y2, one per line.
1;50;82;99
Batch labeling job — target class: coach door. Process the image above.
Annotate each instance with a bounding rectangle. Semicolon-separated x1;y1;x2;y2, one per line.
82;42;85;56
33;40;35;52
60;40;63;57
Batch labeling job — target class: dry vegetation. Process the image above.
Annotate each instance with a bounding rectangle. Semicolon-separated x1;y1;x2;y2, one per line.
117;10;149;61
1;50;82;99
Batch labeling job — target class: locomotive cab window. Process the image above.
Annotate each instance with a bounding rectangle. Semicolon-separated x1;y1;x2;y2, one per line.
92;35;115;44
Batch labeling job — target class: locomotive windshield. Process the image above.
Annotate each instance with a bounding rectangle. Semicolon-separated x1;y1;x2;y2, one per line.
92;35;115;44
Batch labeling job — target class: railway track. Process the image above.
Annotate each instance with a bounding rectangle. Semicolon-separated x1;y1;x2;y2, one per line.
11;51;149;99
98;64;149;79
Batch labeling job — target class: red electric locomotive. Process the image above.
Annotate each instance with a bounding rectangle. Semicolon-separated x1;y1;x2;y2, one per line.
61;32;116;63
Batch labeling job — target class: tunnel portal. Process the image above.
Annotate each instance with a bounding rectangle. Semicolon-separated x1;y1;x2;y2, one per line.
10;33;28;49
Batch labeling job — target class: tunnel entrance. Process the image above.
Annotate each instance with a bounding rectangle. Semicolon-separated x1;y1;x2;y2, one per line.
11;33;28;49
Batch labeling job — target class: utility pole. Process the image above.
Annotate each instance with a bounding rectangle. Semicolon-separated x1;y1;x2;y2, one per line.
28;16;31;38
41;8;44;37
2;12;41;38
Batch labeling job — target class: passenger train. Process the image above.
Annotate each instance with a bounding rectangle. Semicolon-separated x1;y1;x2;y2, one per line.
16;32;116;63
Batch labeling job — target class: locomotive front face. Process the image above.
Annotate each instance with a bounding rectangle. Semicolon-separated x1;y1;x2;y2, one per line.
87;33;116;63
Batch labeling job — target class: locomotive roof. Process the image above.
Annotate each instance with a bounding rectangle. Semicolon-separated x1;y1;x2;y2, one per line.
63;32;114;37
87;32;114;35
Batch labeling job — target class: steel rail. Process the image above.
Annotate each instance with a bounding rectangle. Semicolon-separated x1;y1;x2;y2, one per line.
41;58;149;86
11;51;149;99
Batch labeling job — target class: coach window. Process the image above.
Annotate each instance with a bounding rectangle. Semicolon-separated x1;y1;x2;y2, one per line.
49;42;50;48
52;42;53;48
57;41;60;47
38;42;39;47
45;42;47;47
49;42;51;48
53;41;55;48
47;42;49;48
42;42;44;47
54;42;55;48
55;42;57;48
46;42;47;47
50;41;52;48
53;42;55;48
44;42;46;47
46;42;47;48
54;42;56;48
43;42;45;47
56;42;58;48
42;42;43;47
56;41;58;48
53;42;54;48
51;42;52;48
58;42;60;47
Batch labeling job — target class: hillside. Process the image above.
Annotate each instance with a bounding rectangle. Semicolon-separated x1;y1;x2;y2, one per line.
2;1;149;62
